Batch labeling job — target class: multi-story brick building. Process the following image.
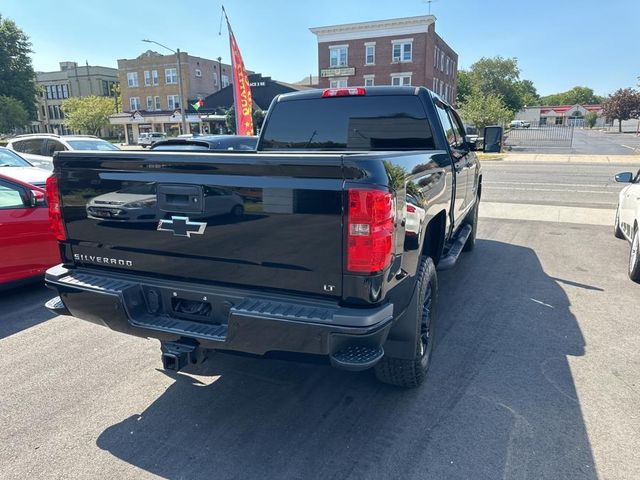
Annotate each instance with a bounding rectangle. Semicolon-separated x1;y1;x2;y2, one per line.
112;50;233;142
310;15;458;104
32;61;118;134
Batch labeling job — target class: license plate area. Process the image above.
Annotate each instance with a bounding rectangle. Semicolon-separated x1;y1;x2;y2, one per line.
140;285;231;325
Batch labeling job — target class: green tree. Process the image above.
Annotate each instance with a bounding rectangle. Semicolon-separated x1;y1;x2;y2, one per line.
458;91;513;131
225;106;236;134
61;95;116;135
456;70;472;105
585;111;598;129
602;88;640;132
540;86;604;106
111;83;121;113
0;95;28;133
0;16;37;118
458;56;537;113
253;108;265;131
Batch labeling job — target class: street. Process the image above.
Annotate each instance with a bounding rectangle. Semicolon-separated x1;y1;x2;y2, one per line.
2;161;640;479
508;128;640;155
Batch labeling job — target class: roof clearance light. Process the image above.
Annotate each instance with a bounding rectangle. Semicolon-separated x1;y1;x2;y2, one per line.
322;88;366;98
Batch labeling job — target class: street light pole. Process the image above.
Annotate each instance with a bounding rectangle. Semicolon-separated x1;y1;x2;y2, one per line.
175;48;188;135
142;39;189;135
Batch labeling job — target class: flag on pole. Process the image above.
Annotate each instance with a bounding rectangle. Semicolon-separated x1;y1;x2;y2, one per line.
223;7;254;136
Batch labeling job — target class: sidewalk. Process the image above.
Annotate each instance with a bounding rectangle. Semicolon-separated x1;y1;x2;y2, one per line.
481;153;640;163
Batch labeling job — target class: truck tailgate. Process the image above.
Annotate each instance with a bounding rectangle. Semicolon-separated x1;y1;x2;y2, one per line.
56;151;345;298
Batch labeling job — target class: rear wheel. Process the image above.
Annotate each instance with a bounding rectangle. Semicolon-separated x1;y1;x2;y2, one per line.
374;256;437;388
614;207;625;239
629;227;640;282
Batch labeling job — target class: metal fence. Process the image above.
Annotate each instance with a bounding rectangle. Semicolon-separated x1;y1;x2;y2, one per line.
504;122;574;150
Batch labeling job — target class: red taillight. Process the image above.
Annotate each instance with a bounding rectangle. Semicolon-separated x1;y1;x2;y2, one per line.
322;87;366;98
347;189;394;273
406;204;416;213
45;175;66;241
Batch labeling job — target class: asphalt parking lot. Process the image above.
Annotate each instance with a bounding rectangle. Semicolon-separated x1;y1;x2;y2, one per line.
1;161;640;480
508;128;640;155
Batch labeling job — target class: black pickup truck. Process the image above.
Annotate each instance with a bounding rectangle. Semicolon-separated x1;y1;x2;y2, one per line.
45;86;483;387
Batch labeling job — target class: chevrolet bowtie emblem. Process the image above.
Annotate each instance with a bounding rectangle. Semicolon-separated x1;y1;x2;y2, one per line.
157;216;206;237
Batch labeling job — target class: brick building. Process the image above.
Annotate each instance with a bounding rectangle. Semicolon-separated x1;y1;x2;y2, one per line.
112;50;233;142
310;15;458;104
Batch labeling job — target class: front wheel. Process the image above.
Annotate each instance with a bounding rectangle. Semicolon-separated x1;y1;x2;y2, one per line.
629;228;640;282
374;256;437;388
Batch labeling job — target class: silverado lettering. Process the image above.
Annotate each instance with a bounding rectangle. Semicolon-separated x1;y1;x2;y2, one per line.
46;86;484;388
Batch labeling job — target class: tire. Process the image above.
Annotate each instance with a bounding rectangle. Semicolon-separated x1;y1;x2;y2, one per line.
614;207;625;239
462;197;479;252
374;256;437;388
629;227;640;283
230;204;244;217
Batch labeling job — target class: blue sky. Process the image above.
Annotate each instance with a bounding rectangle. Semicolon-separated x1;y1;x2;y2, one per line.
2;0;638;96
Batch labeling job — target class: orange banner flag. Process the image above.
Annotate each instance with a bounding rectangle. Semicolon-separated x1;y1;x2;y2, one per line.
224;9;254;136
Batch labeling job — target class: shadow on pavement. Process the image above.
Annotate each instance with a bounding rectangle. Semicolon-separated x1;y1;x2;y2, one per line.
0;283;56;340
97;239;596;480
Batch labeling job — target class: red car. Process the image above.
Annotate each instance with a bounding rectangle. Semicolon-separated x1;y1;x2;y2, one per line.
0;174;60;288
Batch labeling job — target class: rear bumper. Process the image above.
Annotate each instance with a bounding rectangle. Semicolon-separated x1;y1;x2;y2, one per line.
45;265;394;359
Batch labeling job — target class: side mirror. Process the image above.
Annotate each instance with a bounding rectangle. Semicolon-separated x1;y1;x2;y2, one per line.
615;172;634;183
28;189;46;207
483;126;503;153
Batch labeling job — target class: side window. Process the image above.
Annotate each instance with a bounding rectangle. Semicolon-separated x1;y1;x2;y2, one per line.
14;139;44;155
45;140;66;157
11;140;25;153
434;101;456;149
0;180;28;209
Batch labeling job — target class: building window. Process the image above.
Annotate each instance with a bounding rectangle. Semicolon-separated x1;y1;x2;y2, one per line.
555;116;563;125
329;78;348;88
152;70;159;85
165;68;178;85
144;70;151;86
434;47;439;67
167;95;180;110
195;68;202;77
364;75;375;87
392;41;412;62
440;52;445;71
391;74;412;86
432;78;438;92
439;80;444;96
61;84;69;98
365;45;375;65
221;75;230;88
329;46;348;67
130;97;140;111
127;72;139;87
154;96;161;110
146;96;153;111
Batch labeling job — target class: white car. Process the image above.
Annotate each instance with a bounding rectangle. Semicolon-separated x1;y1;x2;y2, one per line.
137;132;167;147
614;169;640;282
7;134;119;170
0;147;51;188
509;120;531;129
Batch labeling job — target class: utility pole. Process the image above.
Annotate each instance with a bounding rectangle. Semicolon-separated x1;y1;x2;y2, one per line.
142;39;189;135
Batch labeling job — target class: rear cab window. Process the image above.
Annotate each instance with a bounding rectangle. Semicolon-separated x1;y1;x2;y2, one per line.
260;95;435;151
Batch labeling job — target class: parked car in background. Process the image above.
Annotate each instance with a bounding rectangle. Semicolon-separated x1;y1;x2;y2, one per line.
0;147;50;188
138;132;168;148
151;135;258;151
7;134;119;169
614;169;640;282
509;120;531;129
0;174;60;289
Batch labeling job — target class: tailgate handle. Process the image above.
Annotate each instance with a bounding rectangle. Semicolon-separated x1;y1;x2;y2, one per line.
157;184;204;213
